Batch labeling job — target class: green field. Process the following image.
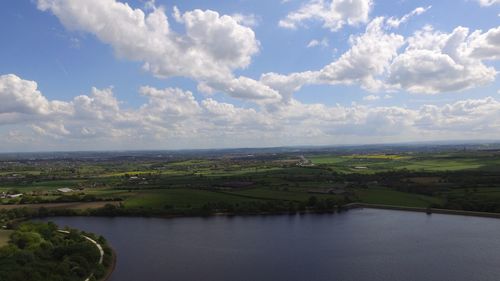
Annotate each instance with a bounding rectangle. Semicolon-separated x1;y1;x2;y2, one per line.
2;149;500;215
0;179;86;192
227;187;338;202
353;188;443;208
309;154;500;173
123;189;263;210
0;230;12;247
83;185;443;211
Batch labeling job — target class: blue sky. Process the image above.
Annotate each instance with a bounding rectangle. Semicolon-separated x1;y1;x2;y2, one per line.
0;0;499;151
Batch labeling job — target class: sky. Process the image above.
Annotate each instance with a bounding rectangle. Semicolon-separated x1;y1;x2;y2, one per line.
0;0;499;152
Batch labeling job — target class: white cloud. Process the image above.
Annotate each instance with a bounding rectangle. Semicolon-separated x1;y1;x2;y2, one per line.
0;74;73;126
178;9;259;72
32;122;70;139
36;0;500;104
4;74;500;151
317;17;405;91
307;38;329;48
267;20;500;96
415;97;500;132
36;0;282;102
0;74;52;115
29;0;500;138
139;86;201;120
72;87;121;120
388;26;497;94
469;26;500;60
477;0;500;6
363;95;380;101
37;0;258;77
260;71;316;101
386;6;431;28
199;76;282;102
279;0;373;32
231;13;260;27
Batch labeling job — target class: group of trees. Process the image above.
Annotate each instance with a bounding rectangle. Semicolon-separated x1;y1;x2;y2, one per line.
192;196;351;216
0;222;106;281
21;197;353;218
441;195;500;213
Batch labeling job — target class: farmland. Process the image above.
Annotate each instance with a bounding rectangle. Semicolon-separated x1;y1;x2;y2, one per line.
0;230;12;247
1;144;500;220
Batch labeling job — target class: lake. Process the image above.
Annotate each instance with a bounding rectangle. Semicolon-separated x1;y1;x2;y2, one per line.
44;208;500;281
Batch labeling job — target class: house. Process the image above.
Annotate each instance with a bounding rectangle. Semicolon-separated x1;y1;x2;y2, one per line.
297;155;315;167
354;166;368;170
57;188;74;193
7;194;23;199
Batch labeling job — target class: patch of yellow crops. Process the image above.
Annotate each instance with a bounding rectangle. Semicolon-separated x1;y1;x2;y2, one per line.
342;154;409;160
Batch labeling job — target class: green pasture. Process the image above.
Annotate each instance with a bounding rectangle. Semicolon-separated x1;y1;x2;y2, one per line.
0;230;12;247
310;153;500;173
226;187;344;202
445;187;500;200
123;189;262;210
0;179;86;192
354;188;443;208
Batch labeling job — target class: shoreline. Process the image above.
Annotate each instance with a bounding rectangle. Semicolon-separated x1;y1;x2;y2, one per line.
343;203;500;219
35;203;500;220
57;229;116;281
100;247;117;281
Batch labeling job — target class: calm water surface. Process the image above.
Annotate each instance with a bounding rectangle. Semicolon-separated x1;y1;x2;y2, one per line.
45;209;500;281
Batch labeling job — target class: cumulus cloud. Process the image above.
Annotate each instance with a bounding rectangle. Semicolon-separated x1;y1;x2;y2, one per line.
139;86;201;120
388;26;497;94
257;18;406;96
36;0;284;102
37;0;258;78
260;71;317;101
0;74;52;115
469;26;500;60
258;18;406;95
279;0;373;31
265;19;500;96
415;97;500;132
317;17;405;91
36;0;500;103
3;74;500;150
0;74;73;126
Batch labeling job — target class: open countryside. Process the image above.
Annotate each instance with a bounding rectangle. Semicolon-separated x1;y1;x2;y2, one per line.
2;0;500;280
2;144;500;220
